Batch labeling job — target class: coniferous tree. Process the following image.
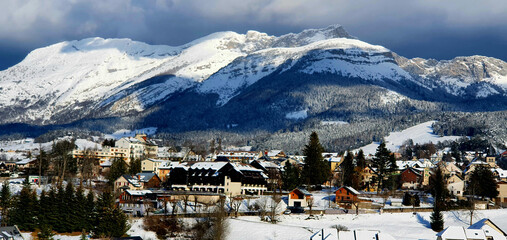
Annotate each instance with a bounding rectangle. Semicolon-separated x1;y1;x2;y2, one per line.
37;224;55;240
468;165;499;200
356;150;366;169
282;162;301;190
0;182;11;226
9;185;38;231
128;158;142;175
430;207;444;232
108;158;128;186
341;151;355;187
429;167;448;210
84;190;96;232
371;142;396;192
45;188;59;230
94;191;129;238
302;132;330;186
74;187;87;232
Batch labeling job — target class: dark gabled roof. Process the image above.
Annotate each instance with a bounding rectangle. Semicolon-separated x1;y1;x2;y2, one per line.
136;172;159;182
291;188;312;196
403;167;422;176
335;186;360;195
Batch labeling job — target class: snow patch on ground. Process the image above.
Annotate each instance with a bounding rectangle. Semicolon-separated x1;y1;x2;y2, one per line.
321;120;349;125
358;121;462;155
227;209;507;240
104;127;157;139
380;90;407;105
285;110;308;120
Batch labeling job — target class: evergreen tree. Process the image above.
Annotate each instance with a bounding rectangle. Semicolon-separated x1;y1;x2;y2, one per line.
45;188;59;230
356;149;366;169
341;151;355;187
430;206;444;232
108;158;128;186
128;158;142;175
429;167;448;210
302;132;330;186
63;183;78;232
84;191;96;232
371;142;396;192
37;224;55;240
74;187;87;232
282;162;301;190
0;182;11;226
9;185;38;231
402;192;412;206
94;191;129;238
469;165;499;199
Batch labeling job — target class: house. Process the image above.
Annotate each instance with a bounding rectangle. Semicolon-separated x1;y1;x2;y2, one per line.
468;219;507;240
141;159;169;173
335;186;359;203
264;150;286;160
496;181;507;207
288;188;312;208
114;175;142;192
447;174;465;197
492;168;507;182
437;219;506;240
136;172;161;189
117;190;153;217
360;166;377;192
72;146;130;165
437;226;487;240
167;162;267;196
250;160;281;190
0;226;24;240
216;151;259;163
337;230;396;240
115;133;158;160
400;167;423;189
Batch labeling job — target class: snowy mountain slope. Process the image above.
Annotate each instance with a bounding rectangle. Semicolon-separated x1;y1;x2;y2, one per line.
0;25;359;124
395;54;507;98
198;37;413;105
1;24;507;131
358;120;461;155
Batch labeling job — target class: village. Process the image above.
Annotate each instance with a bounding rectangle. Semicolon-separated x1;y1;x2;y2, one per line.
0;131;506;240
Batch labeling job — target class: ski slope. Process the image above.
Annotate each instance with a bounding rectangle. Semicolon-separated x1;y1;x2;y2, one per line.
359;121;462;155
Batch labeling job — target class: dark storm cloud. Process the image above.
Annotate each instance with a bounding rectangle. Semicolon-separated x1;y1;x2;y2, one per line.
1;0;506;70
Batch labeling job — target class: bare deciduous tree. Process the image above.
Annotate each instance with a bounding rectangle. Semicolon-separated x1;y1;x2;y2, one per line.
231;196;243;218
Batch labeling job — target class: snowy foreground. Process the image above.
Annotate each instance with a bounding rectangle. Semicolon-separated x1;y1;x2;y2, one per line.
225;209;507;240
20;209;506;240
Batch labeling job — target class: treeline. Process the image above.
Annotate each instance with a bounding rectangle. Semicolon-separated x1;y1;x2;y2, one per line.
2;183;128;238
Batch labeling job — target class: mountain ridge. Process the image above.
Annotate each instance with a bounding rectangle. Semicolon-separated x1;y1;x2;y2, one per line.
1;25;507;136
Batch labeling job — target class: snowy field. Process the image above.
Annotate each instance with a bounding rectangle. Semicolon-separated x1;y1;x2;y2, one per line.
226;209;507;240
359;121;462;155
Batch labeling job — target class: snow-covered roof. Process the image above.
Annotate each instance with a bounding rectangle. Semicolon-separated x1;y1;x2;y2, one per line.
338;230;396;240
15;158;35;165
267;150;283;157
492;168;507;178
126;190;152;196
190;162;228;170
231;162;263;172
336;186;360;195
469;218;507;238
437;226;467;239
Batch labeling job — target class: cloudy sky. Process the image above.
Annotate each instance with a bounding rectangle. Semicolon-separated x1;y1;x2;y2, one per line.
1;0;506;70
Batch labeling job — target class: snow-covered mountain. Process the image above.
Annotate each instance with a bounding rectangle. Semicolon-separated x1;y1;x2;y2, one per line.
1;24;507;132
